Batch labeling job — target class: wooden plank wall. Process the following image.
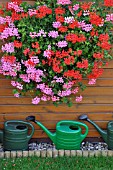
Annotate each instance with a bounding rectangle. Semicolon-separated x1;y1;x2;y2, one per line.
0;0;113;139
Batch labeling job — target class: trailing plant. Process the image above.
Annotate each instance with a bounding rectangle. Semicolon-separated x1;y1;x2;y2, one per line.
0;0;113;106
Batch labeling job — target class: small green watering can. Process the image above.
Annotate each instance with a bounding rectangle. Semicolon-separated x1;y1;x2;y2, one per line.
79;114;113;150
26;116;88;150
0;120;34;151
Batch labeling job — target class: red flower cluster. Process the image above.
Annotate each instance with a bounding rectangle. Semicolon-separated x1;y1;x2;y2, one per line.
68;21;79;29
55;6;65;15
93;53;103;59
90;12;103;26
66;33;86;43
77;59;88;69
36;6;52;19
81;2;93;10
104;0;113;7
64;56;75;65
97;34;111;50
64;70;82;80
58;26;68;33
14;40;22;48
3;55;16;64
88;62;104;79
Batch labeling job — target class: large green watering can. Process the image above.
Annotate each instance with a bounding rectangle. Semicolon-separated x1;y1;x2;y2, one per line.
79;115;113;150
0;120;34;151
26;116;88;150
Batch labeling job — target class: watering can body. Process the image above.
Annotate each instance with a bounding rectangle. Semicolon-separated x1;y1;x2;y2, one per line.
0;120;34;151
54;121;89;150
26;116;88;150
79;115;113;150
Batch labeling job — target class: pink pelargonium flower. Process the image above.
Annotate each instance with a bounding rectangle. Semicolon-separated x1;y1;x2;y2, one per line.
11;81;17;87
57;0;72;5
73;4;79;11
14;92;20;98
57;41;68;48
32;97;40;105
76;95;83;102
72;87;79;94
52;21;61;28
88;79;96;85
51;96;60;102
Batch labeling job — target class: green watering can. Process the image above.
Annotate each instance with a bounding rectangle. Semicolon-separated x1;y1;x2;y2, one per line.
0;120;34;151
26;116;88;150
79;115;113;150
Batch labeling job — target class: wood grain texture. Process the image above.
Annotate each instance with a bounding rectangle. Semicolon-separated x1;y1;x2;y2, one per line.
0;0;113;139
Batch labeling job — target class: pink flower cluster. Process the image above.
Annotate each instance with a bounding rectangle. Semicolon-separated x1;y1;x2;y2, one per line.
57;0;72;5
43;50;52;59
0;27;19;39
8;2;23;12
28;9;37;16
88;79;96;85
48;31;59;38
0;56;21;77
52;21;61;28
64;16;75;24
76;95;83;102
106;14;113;23
73;4;79;11
30;30;46;38
2;42;14;53
57;41;68;48
79;21;93;32
0;16;9;24
11;81;23;90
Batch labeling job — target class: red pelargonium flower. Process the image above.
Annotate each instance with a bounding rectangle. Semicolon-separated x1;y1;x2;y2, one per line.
55;7;65;15
77;59;88;69
14;40;22;48
12;12;21;21
68;21;79;29
88;62;104;79
36;6;52;18
64;70;82;80
90;12;103;26
99;34;109;42
3;55;16;64
32;42;40;49
21;12;28;18
64;56;75;65
56;15;64;22
81;2;93;10
97;42;111;50
93;53;104;59
0;24;8;33
0;9;4;15
23;48;30;56
66;33;78;43
74;50;82;56
104;0;113;7
58;26;68;33
90;29;98;37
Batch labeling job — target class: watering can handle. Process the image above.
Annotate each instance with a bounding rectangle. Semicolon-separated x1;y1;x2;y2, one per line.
5;120;34;141
75;122;89;141
67;121;88;141
59;121;88;141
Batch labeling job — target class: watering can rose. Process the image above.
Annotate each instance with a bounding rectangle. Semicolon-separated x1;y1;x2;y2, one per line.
0;0;113;106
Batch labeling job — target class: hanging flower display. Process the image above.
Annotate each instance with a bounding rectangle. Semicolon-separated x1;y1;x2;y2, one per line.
0;0;113;106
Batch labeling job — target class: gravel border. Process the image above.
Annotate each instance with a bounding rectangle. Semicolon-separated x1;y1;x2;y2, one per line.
0;150;113;158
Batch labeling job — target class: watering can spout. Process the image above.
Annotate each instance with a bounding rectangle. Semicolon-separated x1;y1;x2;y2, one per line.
26;116;56;144
79;115;107;143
